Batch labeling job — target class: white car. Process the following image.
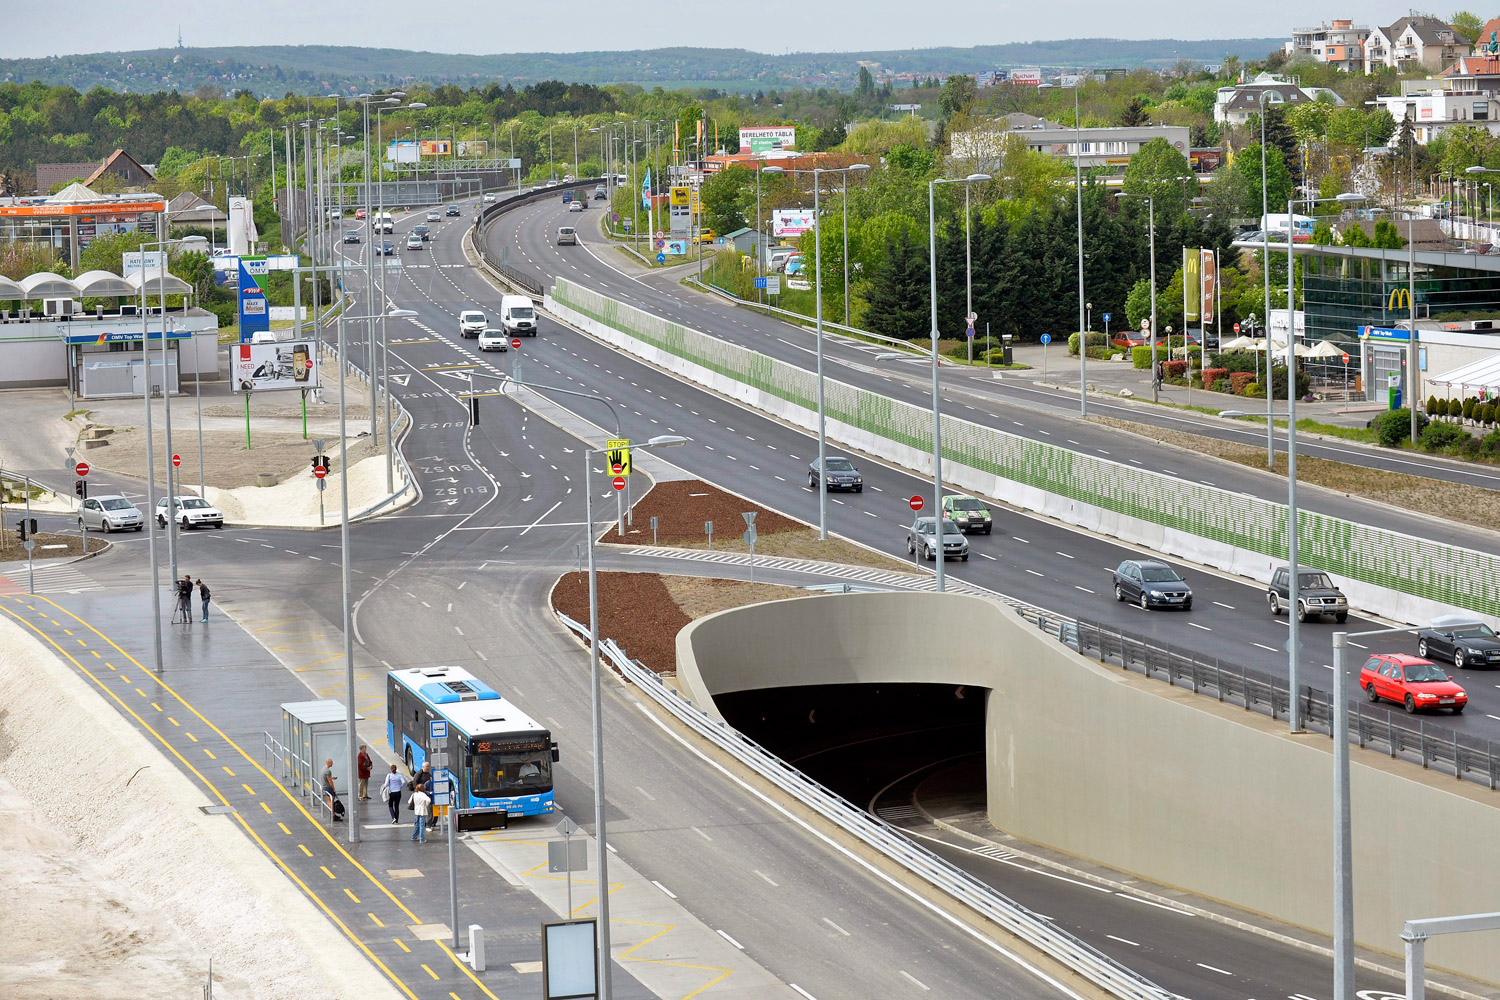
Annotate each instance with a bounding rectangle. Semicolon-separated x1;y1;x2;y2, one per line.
459;310;487;338
405;233;423;250
426;210;441;221
79;495;142;532
157;495;224;530
477;328;509;352
482;192;497;203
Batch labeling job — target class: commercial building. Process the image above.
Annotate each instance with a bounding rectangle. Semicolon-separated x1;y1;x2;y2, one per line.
1364;16;1469;73
951;121;1192;173
1372;56;1500;142
1287;20;1372;71
0;184;165;272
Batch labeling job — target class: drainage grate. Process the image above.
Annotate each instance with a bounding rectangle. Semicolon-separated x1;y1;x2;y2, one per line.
199;805;238;815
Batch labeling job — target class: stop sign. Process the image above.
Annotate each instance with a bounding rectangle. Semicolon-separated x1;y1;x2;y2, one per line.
313;465;328;479
612;476;626;491
909;496;924;512
511;338;521;349
172;454;181;468
75;461;89;477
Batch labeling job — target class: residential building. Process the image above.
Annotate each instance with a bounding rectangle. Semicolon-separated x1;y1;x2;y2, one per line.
33;149;155;196
1288;19;1371;71
1472;17;1500;54
1214;74;1337;126
1364;16;1469;74
951;121;1192;173
1373;56;1500;143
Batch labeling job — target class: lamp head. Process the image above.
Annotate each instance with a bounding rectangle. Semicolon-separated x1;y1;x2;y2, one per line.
849;163;871;172
1466;165;1487;174
966;172;992;183
646;435;688;447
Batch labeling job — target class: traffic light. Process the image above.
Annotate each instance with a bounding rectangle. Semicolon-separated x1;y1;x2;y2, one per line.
310;454;330;471
15;518;36;542
74;479;87;499
469;396;479;427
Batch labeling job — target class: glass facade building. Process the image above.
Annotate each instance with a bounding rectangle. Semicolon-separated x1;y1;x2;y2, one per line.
1301;248;1500;349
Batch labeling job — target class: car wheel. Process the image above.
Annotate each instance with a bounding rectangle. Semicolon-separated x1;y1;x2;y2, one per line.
1139;592;1149;610
983;527;992;535
808;473;817;489
1456;649;1466;670
1297;601;1311;623
960;553;969;562
214;522;224;529
134;525;142;532
907;538;914;554
924;544;934;561
181;517;192;530
1417;639;1429;657
1182;601;1192;611
1114;583;1124;602
1334;612;1347;624
78;519;87;533
1366;682;1380;703
855;486;863;493
1404;694;1418;714
1268;593;1280;615
1453;704;1466;714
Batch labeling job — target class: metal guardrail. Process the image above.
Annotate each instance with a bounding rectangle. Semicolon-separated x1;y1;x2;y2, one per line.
1069;619;1500;791
473;178;605;298
552;609;1178;1000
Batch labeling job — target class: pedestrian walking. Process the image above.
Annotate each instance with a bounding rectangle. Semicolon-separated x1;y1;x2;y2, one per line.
357;745;372;801
1153;360;1165;391
382;764;404;824
410;781;432;843
197;578;211;623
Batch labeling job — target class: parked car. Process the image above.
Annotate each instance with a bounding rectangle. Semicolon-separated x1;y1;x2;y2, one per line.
568;199;584;212
941;495;992;534
1417;615;1500;669
376;241;396;256
696;228;718;245
477;328;509;352
501;295;537;336
79;495;142;533
785;256;807;276
906;517;970;561
405;233;423;250
808;457;863;492
459;310;487;338
1360;653;1467;714
1111;331;1149;349
426;210;441;221
1112;559;1192;610
1267;567;1348;623
447;204;463;216
482;192;497;203
768;248;799;271
344;230;361;244
412;224;430;241
557;226;578;245
156;495;224;530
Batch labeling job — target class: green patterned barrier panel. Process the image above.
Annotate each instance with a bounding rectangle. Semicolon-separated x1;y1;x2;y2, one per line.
553;278;1500;618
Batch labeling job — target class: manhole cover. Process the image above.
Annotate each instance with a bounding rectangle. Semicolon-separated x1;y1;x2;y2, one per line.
199;805;237;815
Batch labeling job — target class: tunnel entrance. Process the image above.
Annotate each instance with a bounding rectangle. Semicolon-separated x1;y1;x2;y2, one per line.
715;682;988;816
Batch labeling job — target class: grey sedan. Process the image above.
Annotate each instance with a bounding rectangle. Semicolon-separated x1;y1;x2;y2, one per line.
906;517;969;561
808;457;863;492
79;495;143;532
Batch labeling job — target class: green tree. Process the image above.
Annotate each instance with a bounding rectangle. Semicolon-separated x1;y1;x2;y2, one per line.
1311;221;1336;245
1452;10;1485;43
887;143;935;175
77;230;154;276
1285;101;1334;143
938;75;977;120
1118;97;1150;127
864;228;929;341
1234;143;1294;219
1120;137;1194;222
856;66;876;100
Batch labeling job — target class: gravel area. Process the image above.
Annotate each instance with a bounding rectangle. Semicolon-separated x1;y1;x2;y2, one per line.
0;532;107;560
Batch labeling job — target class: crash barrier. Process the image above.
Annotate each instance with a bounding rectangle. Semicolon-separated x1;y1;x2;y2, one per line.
473;178;605;297
554;610;1175;1000
547;275;1500;628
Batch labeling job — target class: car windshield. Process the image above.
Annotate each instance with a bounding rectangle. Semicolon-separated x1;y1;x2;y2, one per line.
471;751;552;797
1299;572;1335;589
824;459;855;471
462;313;485;323
1454;625;1497;638
1140;567;1183;583
512;307;534;319
950;498;985;510
942;521;962;536
101;498;134;511
1404;662;1451;683
180;499;210;509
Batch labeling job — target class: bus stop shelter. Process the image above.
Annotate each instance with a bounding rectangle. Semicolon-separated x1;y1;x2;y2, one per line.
280;699;363;798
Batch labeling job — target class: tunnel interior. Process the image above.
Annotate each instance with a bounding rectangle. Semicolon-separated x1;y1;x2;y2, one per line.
716;682;988;816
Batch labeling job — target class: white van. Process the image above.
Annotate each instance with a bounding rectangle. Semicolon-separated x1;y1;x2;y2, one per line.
377;212;395;234
501;295;537;337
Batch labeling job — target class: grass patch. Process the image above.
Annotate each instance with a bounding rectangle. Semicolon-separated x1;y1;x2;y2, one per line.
1096;415;1500;533
1225;413;1380;445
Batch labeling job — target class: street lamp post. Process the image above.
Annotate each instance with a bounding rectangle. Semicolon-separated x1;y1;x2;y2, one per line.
1259;90;1279;466
1074;86;1087;417
929;173;990;593
583;434;687;999
1116;191;1158;402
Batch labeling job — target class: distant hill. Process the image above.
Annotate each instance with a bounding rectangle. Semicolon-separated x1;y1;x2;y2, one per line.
0;40;1283;95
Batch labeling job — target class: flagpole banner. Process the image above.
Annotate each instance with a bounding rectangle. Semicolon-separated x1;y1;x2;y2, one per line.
1200;248;1216;324
1183;247;1202;324
641;168;651;210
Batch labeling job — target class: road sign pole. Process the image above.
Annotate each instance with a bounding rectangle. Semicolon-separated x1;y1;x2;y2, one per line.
24;474;34;594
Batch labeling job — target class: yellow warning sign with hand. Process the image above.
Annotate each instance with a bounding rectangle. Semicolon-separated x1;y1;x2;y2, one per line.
606;438;631;477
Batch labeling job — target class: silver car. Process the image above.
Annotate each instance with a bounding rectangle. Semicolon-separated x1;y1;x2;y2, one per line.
906;517;969;561
79;494;142;532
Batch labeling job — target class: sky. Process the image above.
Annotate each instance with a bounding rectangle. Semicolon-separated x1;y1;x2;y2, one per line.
0;1;1378;60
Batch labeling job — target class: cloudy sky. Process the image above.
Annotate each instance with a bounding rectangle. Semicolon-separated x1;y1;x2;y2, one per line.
0;1;1376;60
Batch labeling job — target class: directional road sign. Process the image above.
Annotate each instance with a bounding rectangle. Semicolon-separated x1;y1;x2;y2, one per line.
75;461;89;477
1039;334;1051;345
656;253;666;264
1103;312;1111;323
908;496;924;512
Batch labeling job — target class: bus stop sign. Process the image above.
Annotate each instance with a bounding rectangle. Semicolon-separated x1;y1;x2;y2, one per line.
430;719;447;741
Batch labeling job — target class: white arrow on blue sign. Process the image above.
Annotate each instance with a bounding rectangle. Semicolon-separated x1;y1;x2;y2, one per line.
1103;312;1111;323
1039;333;1052;345
656;253;666;263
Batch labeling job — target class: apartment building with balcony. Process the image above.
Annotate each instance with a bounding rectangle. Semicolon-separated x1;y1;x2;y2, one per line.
1287;19;1371;71
1364;16;1469;73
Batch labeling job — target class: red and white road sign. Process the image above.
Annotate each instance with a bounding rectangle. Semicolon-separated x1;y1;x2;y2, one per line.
612;476;626;491
172;454;182;467
908;496;924;512
75;461;89;477
611;462;623;474
1341;353;1350;365
313;465;328;480
511;338;521;349
1233;323;1240;334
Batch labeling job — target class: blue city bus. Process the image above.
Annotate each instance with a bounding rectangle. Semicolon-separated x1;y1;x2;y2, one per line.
386;665;558;826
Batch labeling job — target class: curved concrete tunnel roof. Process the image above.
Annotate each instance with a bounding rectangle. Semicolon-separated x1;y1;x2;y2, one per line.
675;591;1500;985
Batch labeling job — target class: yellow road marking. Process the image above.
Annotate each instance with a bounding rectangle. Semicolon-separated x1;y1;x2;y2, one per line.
204;749;217;759
185;732;198;742
222;766;236;776
76;638;87;646
421;964;439;980
121;675;131;684
242;784;257;796
278;823;291;835
90;649;100;657
344;888;361;903
435;940;502;1000
167;716;179;726
394;938;411;953
321;865;336;880
0;605;423;1000
151;702;162;711
136;688;147;697
63;628;73;635
298;844;313;856
369;912;385;928
260;802;272;814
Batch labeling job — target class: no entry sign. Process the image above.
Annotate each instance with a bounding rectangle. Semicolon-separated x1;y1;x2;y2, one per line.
172;454;182;467
511;338;521;349
313;465;328;480
75;461;89;477
612;476;626;491
908;496;924;512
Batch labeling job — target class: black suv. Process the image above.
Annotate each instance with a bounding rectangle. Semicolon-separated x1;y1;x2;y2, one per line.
1112;559;1192;610
412;224;430;241
445;204;461;217
1267;566;1347;623
1417;616;1500;669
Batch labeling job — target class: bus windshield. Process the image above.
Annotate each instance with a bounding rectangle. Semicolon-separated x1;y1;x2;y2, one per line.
471;750;553;798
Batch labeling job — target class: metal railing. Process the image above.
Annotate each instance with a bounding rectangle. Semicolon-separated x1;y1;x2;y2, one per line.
553;610;1177;1000
263;730;338;823
1069;619;1500;791
472;177;605;298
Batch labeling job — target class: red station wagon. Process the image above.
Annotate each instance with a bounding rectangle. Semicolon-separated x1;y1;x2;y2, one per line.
1360;653;1468;714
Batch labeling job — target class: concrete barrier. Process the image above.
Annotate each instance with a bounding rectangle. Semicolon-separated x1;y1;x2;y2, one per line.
677;592;1500;986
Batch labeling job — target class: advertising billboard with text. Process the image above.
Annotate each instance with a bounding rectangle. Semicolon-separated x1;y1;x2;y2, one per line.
739;126;797;153
233;341;319;393
457;140;489;158
773;209;816;237
420;139;452;157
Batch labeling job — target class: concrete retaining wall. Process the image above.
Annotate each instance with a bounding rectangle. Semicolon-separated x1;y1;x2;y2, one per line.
676;592;1500;985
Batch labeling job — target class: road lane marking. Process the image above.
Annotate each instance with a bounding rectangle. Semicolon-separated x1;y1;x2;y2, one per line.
1106;934;1140;947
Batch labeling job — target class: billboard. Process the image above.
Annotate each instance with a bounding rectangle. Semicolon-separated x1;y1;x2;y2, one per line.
773;209;816;237
122;250;168;277
419;139;452;157
669;185;699;235
1009;68;1044;86
237;256;270;342
739;126;796;154
457;140;489;158
386;140;420;164
1182;248;1201;324
227;196;257;257
233;340;319;393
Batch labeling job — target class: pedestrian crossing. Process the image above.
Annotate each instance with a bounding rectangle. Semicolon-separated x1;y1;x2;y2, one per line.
0;560;101;595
